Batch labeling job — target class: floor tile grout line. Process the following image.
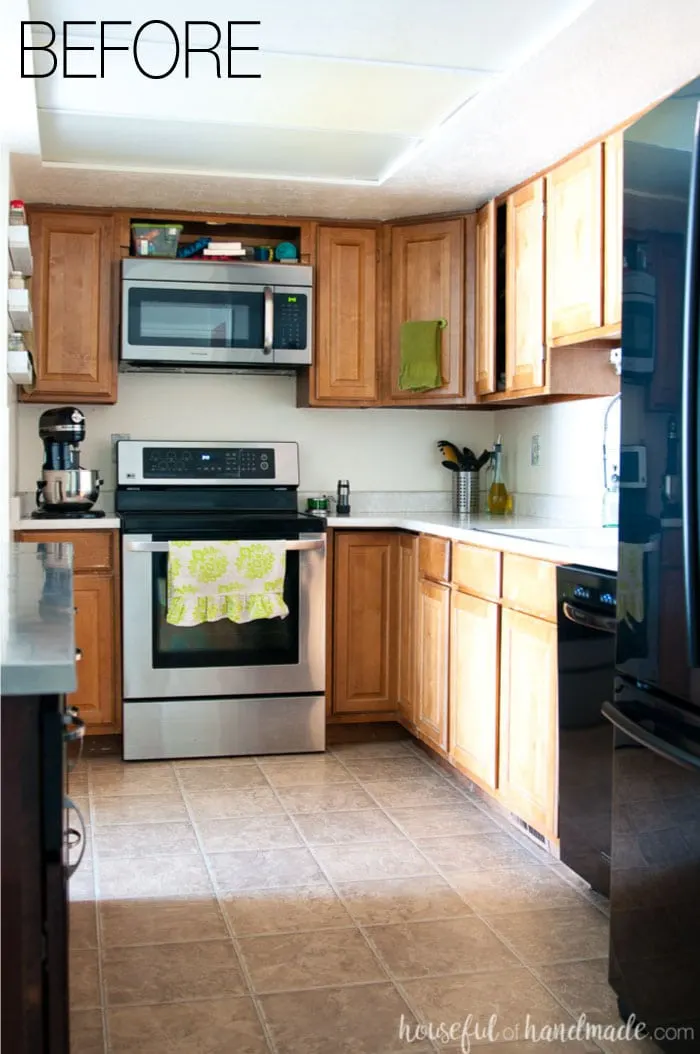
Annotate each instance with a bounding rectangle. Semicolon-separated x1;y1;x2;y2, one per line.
281;805;442;1054
257;773;444;1052
170;763;280;1054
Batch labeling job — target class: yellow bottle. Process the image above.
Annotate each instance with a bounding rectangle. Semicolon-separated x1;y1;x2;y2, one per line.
487;437;510;516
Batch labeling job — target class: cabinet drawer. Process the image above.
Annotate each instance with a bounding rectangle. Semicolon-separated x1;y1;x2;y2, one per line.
452;543;501;600
502;553;558;622
16;530;116;572
418;535;451;583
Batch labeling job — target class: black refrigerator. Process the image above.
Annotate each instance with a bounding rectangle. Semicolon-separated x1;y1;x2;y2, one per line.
605;74;700;1048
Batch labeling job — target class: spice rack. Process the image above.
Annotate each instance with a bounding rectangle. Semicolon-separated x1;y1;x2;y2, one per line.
7;203;35;387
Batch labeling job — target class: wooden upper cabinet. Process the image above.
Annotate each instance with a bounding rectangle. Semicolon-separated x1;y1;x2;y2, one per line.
499;608;558;838
416;577;450;751
604;132;624;328
546;144;604;343
389;219;465;402
23;210;118;404
314;226;378;404
449;590;499;790
397;533;419;727
475;201;497;396
332;532;398;715
506;179;545;391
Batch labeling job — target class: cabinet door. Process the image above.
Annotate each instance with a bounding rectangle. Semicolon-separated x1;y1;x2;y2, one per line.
70;573;119;733
397;534;418;726
315;226;378;403
498;608;558;838
506;179;545;391
23;211;117;404
449;591;499;789
603;132;623;328
546;144;604;342
475;201;497;395
389;219;464;401
333;532;397;714
416;578;449;751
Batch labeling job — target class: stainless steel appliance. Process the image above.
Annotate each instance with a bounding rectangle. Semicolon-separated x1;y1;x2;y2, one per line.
121;259;313;371
117;440;326;760
32;407;104;519
603;75;700;1044
557;564;617;897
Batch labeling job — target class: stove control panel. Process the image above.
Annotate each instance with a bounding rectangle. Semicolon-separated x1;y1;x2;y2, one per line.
143;446;275;479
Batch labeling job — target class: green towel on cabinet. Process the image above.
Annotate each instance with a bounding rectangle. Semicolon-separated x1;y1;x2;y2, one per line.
398;319;447;392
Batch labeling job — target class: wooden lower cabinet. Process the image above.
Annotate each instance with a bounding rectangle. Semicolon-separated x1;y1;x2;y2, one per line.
449;590;499;790
415;578;450;751
397;534;418;727
498;608;558;838
332;532;398;716
72;573;119;733
16;529;121;734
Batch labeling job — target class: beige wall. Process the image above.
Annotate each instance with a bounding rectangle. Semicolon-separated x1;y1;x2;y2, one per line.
16;374;496;496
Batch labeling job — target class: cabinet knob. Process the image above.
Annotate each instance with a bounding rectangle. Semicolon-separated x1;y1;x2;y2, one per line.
75;648;82;662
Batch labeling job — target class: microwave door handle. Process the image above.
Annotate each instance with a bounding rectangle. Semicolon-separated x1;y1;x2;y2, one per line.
682;101;700;666
263;286;273;356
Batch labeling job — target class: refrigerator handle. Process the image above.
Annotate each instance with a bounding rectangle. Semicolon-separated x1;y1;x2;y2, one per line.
682;101;700;667
602;700;700;772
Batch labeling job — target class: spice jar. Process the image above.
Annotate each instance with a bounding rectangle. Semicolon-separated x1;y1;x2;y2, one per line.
9;271;26;290
9;200;26;226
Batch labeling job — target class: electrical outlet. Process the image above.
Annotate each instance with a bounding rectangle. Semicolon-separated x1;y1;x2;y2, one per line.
111;433;130;461
530;434;541;467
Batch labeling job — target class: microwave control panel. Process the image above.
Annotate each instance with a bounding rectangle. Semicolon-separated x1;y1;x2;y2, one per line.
143;446;275;479
274;293;308;350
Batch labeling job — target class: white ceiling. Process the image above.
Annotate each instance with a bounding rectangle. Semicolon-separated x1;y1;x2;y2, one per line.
11;0;700;217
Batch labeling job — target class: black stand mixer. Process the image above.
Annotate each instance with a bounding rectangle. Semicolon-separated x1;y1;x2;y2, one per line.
32;407;104;519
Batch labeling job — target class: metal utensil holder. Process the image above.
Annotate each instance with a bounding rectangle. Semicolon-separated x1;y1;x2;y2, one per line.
453;471;480;515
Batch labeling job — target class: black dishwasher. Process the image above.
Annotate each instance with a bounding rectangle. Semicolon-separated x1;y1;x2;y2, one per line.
557;564;617;896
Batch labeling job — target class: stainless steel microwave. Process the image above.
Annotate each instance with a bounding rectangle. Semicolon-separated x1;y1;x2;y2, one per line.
121;259;313;371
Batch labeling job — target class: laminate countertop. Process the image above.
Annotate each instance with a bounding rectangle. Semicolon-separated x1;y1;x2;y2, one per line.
1;543;77;696
325;513;618;572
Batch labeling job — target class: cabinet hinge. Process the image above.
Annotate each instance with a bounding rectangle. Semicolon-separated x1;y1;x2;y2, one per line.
542;201;546;218
540;343;546;362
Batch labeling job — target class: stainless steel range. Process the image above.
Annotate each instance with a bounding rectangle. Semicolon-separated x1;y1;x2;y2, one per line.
116;440;326;760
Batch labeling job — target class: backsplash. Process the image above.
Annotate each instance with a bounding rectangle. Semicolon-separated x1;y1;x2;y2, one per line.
15;376;620;523
15;373;495;495
494;396;621;525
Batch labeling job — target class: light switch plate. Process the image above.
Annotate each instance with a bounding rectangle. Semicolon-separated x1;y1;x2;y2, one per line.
111;434;130;462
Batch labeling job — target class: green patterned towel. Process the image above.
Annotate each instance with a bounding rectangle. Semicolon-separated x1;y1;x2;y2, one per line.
166;540;289;626
398;318;447;391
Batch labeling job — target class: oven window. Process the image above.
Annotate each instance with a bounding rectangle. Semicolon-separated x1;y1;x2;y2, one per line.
151;551;300;668
128;288;264;348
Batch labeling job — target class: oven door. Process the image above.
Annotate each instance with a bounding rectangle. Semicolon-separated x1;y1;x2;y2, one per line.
122;532;325;699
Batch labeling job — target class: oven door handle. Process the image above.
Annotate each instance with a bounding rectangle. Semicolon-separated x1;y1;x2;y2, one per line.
562;601;617;635
124;539;325;553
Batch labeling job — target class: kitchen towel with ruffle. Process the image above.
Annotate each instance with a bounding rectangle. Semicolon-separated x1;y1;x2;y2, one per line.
166;540;289;626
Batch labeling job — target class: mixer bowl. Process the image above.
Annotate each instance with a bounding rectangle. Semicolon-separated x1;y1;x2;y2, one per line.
37;469;103;510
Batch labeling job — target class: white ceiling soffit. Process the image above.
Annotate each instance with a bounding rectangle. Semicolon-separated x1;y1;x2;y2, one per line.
29;0;593;184
15;0;700;218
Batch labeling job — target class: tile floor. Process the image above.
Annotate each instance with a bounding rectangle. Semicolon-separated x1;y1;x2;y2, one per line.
67;739;659;1054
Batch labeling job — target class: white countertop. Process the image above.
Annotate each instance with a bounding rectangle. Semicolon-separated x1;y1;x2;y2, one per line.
16;516;121;530
326;512;618;572
13;509;618;571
